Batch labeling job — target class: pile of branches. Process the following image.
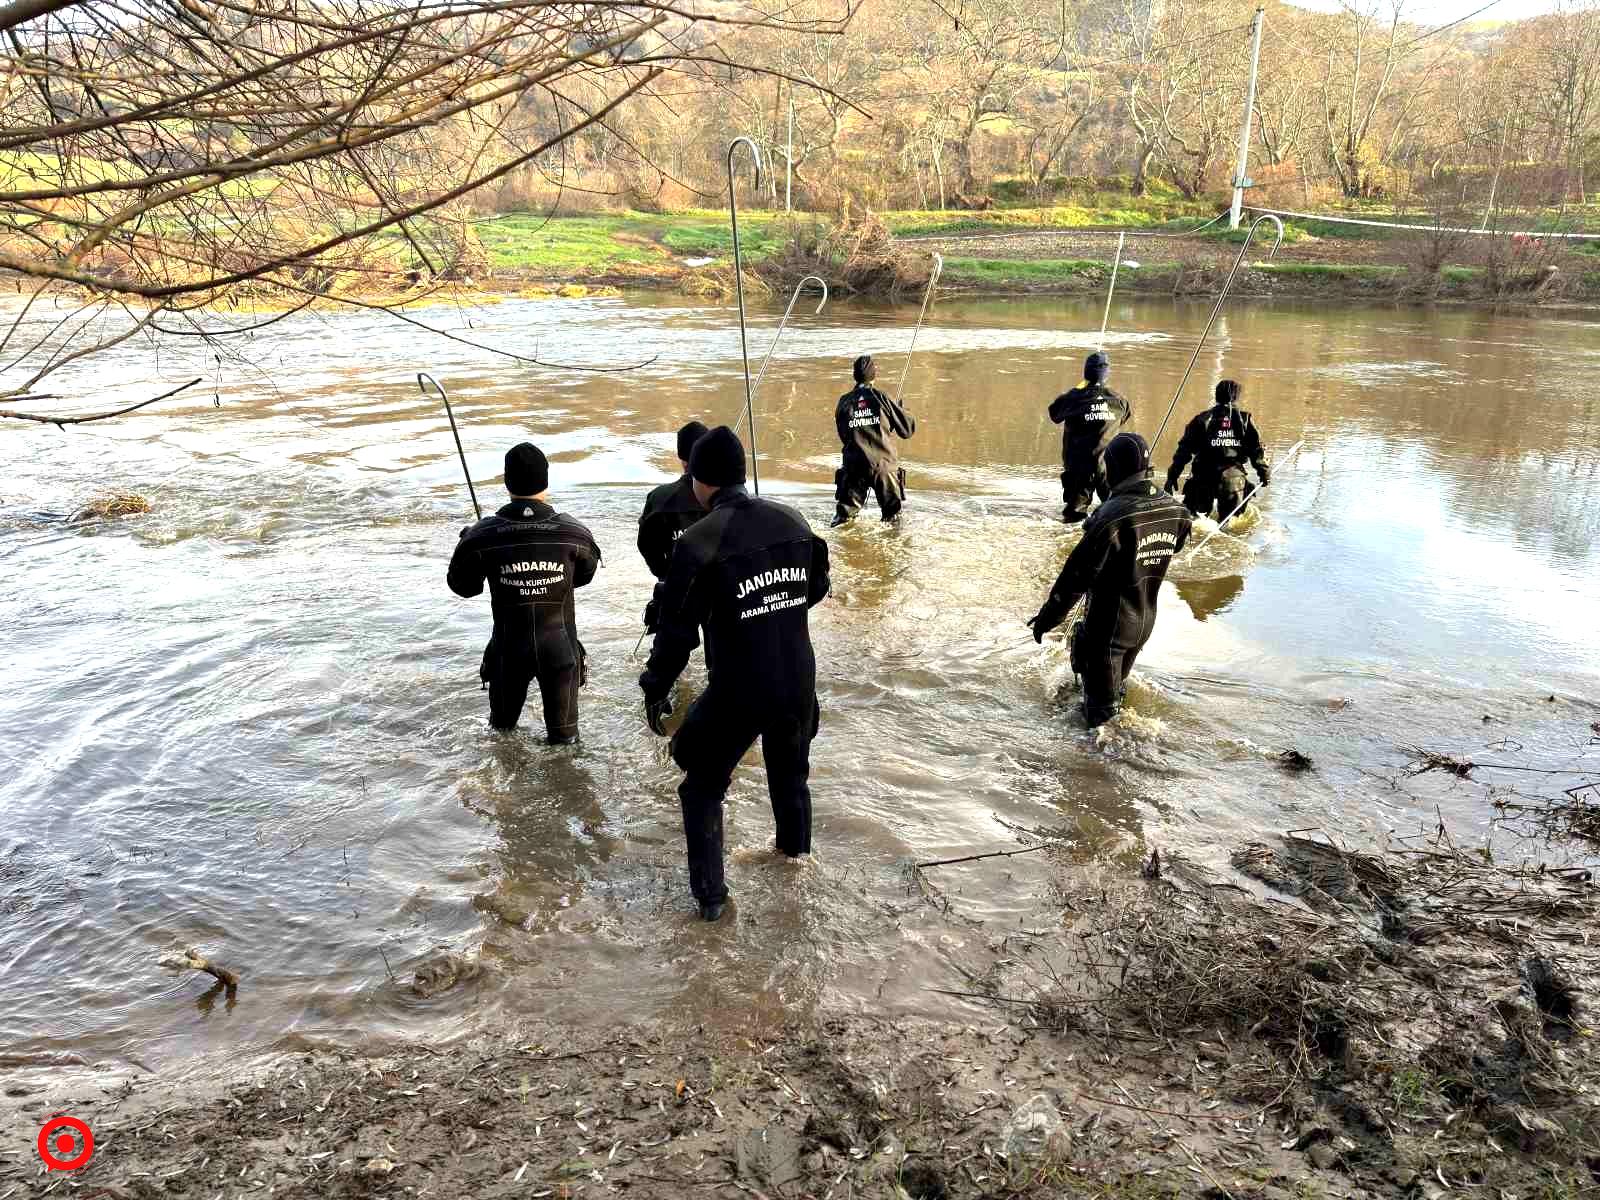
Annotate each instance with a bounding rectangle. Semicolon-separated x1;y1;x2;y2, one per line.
1400;743;1477;777
1014;832;1595;1098
766;213;932;297
1036;854;1388;1076
1495;781;1600;847
1393;737;1600;848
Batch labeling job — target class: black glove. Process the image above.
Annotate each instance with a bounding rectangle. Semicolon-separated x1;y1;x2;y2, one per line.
639;671;673;736
1163;473;1179;495
1027;597;1068;643
644;694;673;736
1257;465;1271;487
643;598;660;632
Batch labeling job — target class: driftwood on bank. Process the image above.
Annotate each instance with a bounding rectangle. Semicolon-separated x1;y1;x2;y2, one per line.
158;946;240;990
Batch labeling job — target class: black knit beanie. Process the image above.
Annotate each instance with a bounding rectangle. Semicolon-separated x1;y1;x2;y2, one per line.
1103;431;1151;487
1214;379;1241;406
853;355;876;384
1085;352;1109;383
688;425;747;488
504;442;549;496
676;420;710;463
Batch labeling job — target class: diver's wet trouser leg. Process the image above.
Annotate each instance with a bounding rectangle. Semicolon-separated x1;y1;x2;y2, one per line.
873;468;905;521
488;664;533;730
1060;461;1095;524
1182;476;1216;519
1215;467;1249;519
1117;643;1143;702
536;664;580;744
761;699;817;856
671;694;758;905
1074;630;1124;728
833;467;869;525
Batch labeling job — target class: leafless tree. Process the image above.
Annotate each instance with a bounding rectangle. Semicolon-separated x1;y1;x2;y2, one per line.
0;0;854;420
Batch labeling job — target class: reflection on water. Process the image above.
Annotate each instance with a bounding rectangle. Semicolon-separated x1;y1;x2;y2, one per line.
1;291;1598;1070
1174;574;1247;622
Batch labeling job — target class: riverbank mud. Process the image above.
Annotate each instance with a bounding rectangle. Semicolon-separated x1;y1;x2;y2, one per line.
9;829;1594;1200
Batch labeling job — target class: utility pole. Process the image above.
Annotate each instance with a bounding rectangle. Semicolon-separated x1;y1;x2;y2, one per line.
1481;114;1509;231
1229;6;1265;230
786;98;794;213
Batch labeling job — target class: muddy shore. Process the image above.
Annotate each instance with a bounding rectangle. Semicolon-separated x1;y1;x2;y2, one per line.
8;817;1596;1200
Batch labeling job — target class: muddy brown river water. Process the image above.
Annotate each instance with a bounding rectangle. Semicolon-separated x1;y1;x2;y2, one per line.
1;293;1597;1073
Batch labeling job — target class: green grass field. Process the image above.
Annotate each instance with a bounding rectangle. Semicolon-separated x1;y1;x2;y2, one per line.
469;201;1218;274
940;256;1113;285
473;210;800;272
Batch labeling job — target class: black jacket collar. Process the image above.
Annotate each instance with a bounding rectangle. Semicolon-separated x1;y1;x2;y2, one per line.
499;498;554;520
708;484;750;511
1108;471;1157;498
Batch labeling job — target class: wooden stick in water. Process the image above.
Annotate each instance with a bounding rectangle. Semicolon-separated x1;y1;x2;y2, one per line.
160;947;240;990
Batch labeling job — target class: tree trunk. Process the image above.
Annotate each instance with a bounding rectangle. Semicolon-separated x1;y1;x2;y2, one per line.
951;128;977;196
1131;145;1154;196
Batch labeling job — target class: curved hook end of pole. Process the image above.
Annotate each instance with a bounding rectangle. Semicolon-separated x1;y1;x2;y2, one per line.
727;135;763;189
416;371;439;396
800;273;829;313
1250;212;1286;261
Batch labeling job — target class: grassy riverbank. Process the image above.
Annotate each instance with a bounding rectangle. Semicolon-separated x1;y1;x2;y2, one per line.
466;203;1600;306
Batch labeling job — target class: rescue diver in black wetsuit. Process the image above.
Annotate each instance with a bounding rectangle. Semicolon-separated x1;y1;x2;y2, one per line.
637;419;710;632
1049;351;1132;525
1164;379;1270;520
639;426;832;921
832;355;916;526
1028;432;1192;728
448;443;601;743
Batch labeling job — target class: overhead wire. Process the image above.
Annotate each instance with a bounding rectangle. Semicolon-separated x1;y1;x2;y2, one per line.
1395;0;1505;50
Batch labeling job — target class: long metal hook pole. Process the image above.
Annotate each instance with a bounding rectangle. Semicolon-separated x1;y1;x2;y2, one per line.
418;372;480;521
893;252;944;406
727;135;763;494
1187;439;1305;556
735;274;827;436
1149;214;1283;456
1098;232;1125;350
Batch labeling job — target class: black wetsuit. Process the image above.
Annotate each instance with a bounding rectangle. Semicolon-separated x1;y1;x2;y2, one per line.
640;485;831;905
637;473;705;629
448;499;600;740
1049;383;1132;524
1166;403;1269;519
834;384;915;522
1033;473;1192;726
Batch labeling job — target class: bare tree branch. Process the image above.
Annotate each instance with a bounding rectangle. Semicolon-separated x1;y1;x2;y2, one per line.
1;375;201;424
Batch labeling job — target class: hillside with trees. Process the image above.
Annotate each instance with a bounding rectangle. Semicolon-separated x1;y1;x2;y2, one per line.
482;0;1600;220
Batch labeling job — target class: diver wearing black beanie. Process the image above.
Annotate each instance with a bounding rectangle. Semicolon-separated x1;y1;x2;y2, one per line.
1164;377;1271;520
1048;351;1132;525
639;425;832;922
832;354;916;526
639;420;715;634
1027;430;1192;729
449;442;601;743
